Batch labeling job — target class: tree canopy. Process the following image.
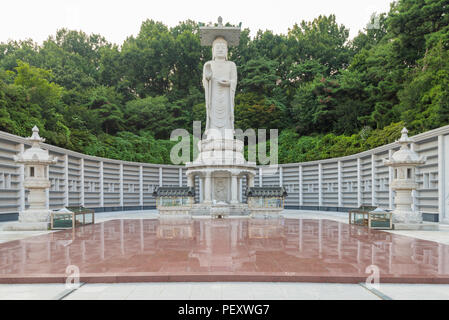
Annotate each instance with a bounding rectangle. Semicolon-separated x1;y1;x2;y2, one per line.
1;0;448;164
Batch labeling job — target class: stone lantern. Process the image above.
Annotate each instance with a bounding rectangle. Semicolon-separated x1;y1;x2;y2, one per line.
383;128;426;228
5;126;58;230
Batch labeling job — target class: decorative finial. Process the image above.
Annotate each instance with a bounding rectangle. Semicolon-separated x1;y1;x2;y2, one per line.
218;16;223;26
398;127;413;147
28;125;45;146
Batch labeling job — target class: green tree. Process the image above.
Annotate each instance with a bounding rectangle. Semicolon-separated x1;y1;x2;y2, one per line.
235;93;285;131
351;13;388;53
288;14;351;74
121;20;176;97
388;0;449;65
124;96;176;139
398;41;449;132
239;58;279;95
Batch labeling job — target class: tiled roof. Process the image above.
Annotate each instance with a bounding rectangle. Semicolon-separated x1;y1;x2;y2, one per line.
153;186;195;197
246;187;287;198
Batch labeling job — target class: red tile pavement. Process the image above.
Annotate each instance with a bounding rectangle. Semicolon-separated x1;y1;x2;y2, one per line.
0;218;448;284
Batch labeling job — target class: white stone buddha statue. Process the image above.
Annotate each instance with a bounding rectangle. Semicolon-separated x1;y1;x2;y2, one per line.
203;36;237;140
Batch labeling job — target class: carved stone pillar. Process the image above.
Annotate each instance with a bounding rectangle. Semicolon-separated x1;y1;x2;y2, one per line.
231;173;238;204
187;174;195;188
238;177;242;203
204;172;212;204
248;174;255;188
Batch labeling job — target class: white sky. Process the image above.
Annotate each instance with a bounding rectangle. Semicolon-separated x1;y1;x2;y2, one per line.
0;0;393;45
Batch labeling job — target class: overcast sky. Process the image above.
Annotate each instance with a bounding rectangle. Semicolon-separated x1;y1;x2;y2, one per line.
1;0;393;45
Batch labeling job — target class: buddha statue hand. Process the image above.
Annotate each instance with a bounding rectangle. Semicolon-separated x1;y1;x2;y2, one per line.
218;79;230;86
205;62;212;81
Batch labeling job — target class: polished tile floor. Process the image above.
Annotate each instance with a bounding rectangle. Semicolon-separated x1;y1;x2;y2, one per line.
1;218;449;284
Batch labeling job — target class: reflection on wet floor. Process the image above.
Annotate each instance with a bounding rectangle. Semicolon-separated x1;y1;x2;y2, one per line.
0;218;449;282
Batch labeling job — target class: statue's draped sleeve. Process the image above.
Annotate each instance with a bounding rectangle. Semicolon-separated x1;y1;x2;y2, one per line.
203;63;211;130
230;62;237;128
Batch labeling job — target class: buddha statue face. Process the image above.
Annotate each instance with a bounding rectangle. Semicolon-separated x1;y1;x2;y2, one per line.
212;37;228;60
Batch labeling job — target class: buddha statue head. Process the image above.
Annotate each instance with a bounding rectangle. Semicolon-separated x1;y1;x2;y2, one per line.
212;37;228;61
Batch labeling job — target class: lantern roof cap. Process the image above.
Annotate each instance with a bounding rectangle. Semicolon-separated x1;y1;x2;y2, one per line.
13;126;58;164
384;128;426;166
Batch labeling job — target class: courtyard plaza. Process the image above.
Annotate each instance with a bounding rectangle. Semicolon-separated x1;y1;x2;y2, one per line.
0;209;448;300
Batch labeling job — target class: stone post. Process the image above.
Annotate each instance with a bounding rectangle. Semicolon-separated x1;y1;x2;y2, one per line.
371;154;376;206
388;149;394;210
337;161;342;208
357;158;362;208
18;144;25;212
64;155;69;207
159;167;163;187
99;161;104;208
139;166;143;207
187;174;195;188
299;165;303;207
239;177;243;202
80;158;85;207
119;163;124;208
231;173;238;204
199;177;204;203
204;172;212;204
248;174;255;188
318;163;323;207
438;135;449;224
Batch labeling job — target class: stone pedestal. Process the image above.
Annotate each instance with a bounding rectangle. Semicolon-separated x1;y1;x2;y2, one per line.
191;203;251;217
391;184;422;224
4;211;52;231
185;136;256;217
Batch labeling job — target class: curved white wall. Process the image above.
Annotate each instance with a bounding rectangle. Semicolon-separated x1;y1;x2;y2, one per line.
0;125;448;223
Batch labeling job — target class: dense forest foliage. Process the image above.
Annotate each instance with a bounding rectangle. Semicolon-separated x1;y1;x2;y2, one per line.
0;0;448;164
